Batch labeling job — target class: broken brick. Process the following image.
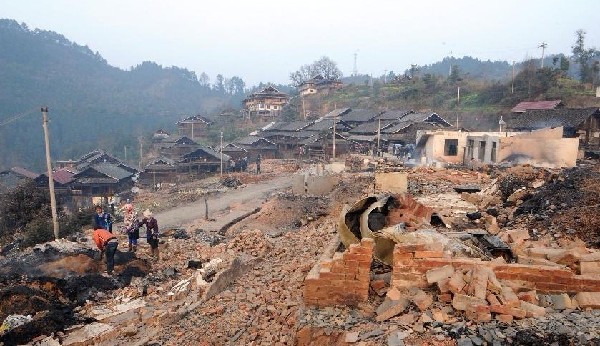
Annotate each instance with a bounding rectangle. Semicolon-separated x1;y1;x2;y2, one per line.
452;294;487;311
447;270;466;294
375;297;410;321
412;290;433;311
425;265;454;284
499;287;520;308
520;301;546;318
580;261;600;275
437;278;450;293
517;290;539;305
495;314;513;324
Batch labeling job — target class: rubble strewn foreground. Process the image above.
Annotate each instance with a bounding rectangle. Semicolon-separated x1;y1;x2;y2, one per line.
1;160;600;345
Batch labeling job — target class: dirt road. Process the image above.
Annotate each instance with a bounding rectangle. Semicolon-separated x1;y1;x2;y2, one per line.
154;175;294;229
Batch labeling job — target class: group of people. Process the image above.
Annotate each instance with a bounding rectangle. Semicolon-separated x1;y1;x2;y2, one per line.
229;154;262;174
92;202;159;275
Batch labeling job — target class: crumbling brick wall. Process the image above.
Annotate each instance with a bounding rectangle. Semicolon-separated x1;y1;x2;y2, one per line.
392;244;600;293
304;238;373;307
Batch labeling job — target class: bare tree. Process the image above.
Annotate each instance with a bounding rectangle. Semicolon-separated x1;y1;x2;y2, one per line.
289;56;343;86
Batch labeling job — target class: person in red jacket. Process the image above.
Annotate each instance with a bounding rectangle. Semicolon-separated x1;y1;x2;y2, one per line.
93;228;119;275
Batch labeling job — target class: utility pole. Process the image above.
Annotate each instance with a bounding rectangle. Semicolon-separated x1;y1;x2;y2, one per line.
383;69;388;84
302;97;306;120
511;61;515;94
376;116;381;156
220;131;223;177
41;107;59;240
457;86;460;107
138;137;143;170
332;115;336;160
353;50;358;76
124;146;127;162
539;42;548;68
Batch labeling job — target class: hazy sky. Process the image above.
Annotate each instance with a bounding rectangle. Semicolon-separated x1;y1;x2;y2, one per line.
2;0;599;86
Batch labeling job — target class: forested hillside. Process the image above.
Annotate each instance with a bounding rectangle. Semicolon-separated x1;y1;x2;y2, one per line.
0;19;243;171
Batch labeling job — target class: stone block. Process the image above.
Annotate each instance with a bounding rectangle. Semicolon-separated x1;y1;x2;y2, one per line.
386;287;402;301
426;265;454;284
550;293;572;310
375;297;410;321
580;262;600;275
574;292;600;309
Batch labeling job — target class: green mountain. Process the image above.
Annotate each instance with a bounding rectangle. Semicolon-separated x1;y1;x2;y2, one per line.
0;19;237;171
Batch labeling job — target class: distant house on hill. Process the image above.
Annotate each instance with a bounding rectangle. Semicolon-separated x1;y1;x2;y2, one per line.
152;129;170;141
298;75;343;96
176;115;212;139
511;100;563;113
242;86;290;118
0;167;38;193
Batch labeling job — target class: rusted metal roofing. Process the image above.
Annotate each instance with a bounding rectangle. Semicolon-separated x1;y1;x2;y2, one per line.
511;100;562;113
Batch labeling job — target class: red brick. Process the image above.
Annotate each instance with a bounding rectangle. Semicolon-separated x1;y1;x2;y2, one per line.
437;278;451;293
448;271;466;294
517;290;539;305
452;294;487;311
414;250;444;258
395;244;428;253
375;297;410;321
394;252;414;259
487;294;500;306
412;290;433;311
438;293;453;303
495;314;513;324
499;287;520;308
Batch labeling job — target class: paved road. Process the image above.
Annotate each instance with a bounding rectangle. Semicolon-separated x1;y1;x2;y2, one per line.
155;175;293;229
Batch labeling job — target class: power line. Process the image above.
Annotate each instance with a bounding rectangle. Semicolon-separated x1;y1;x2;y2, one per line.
0;108;38;128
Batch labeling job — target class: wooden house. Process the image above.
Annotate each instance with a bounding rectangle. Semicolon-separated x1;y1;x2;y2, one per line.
176;115;213;140
298;75;343;96
141;157;178;185
158;136;199;158
234;136;278;159
180;146;230;173
69;162;136;207
243;86;290;118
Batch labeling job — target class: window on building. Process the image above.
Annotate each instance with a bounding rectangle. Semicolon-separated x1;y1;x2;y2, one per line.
444;139;458;156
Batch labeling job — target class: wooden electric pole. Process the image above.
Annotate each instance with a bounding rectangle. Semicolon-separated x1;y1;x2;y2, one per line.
41;107;60;240
220;131;223;177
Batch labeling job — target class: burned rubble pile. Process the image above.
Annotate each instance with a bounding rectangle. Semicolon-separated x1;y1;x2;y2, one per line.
464;164;600;247
0;240;150;345
299;164;600;346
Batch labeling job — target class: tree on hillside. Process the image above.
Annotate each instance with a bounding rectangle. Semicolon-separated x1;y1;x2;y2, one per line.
198;72;210;87
289;56;342;86
572;29;599;85
213;74;225;93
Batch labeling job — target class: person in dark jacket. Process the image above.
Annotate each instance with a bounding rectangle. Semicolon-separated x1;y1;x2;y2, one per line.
140;209;160;260
93;205;113;232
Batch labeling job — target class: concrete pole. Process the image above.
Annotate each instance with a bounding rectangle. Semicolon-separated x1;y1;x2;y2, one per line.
41;107;60;240
377;118;381;155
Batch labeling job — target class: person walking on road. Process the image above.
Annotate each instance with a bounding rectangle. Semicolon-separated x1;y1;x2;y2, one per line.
93;228;119;275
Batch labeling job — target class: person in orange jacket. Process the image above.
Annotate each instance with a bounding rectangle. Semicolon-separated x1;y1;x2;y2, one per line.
93;228;119;275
